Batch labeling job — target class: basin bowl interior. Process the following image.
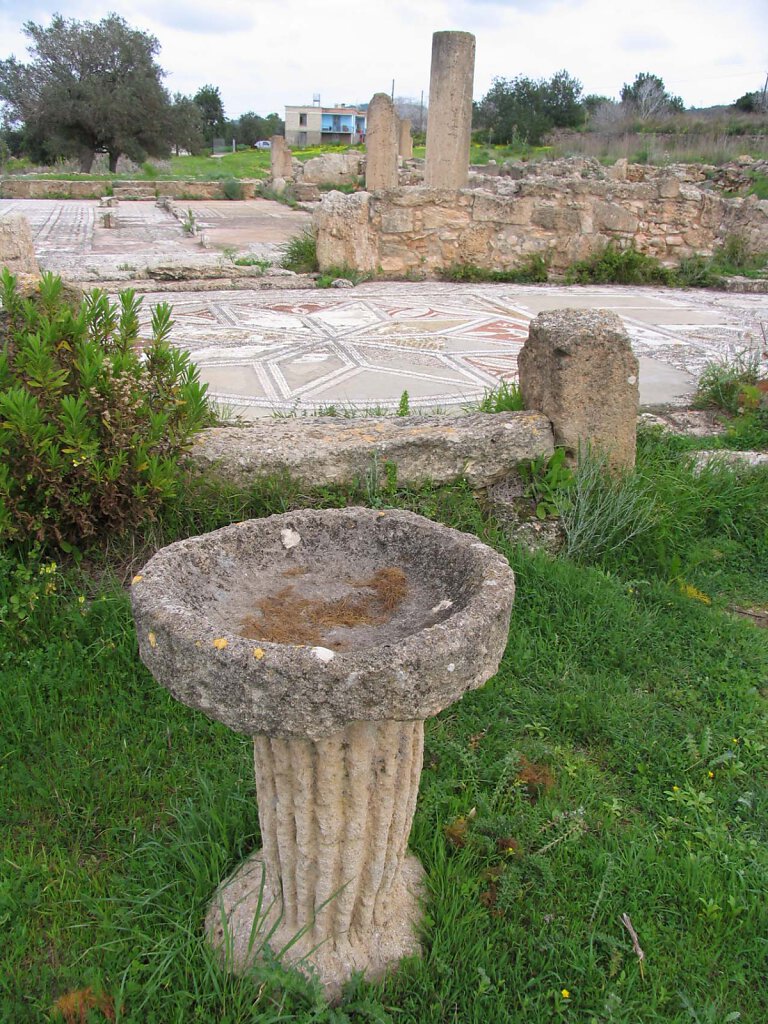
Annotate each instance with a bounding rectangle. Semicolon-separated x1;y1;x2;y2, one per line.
161;510;486;652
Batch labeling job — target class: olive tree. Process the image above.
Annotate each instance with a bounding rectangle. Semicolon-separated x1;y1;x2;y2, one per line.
0;14;172;172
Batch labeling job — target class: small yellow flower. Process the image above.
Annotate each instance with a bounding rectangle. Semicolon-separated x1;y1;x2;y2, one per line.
78;595;85;604
213;637;228;650
678;581;711;605
132;574;143;585
732;737;739;744
561;989;570;999
708;771;714;778
672;785;680;792
253;648;265;660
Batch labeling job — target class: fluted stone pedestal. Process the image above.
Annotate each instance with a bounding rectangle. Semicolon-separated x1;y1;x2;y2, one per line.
206;721;425;993
131;507;515;999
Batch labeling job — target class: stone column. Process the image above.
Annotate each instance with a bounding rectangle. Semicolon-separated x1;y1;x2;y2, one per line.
398;118;413;159
270;136;294;180
365;93;398;190
424;31;476;189
518;309;639;469
206;719;425;998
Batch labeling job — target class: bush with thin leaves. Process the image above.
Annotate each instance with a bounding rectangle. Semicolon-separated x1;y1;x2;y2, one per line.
555;444;662;565
0;269;213;550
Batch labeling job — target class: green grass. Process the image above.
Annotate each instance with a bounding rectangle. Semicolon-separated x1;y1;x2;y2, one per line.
746;172;768;200
564;244;673;286
2;430;768;1022
439;255;550;285
279;229;319;273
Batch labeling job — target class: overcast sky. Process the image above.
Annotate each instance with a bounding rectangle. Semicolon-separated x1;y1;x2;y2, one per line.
1;0;766;118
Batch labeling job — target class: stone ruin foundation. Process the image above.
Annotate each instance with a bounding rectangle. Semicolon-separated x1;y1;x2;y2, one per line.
310;30;768;276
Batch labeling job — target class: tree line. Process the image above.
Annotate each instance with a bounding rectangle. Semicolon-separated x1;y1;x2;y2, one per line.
0;15;283;171
472;71;689;147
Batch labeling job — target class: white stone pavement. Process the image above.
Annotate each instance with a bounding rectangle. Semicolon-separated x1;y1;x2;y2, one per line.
3;197;766;418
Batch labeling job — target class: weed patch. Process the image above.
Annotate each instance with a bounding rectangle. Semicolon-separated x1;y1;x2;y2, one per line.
440;254;550;284
564;243;673;285
279;229;319;273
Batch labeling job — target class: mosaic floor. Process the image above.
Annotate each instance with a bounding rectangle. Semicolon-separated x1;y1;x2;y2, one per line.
134;283;766;417
3;198;766;417
0;197;310;280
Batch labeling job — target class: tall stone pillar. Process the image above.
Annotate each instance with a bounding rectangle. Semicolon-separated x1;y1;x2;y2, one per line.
271;136;294;179
365;93;398;190
398;118;413;159
424;31;475;189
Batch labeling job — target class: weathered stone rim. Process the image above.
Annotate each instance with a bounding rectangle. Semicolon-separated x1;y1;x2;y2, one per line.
131;507;515;738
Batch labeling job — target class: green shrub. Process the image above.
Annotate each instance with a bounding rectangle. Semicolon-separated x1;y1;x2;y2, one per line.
674;254;725;289
519;447;575;519
279;230;319;273
0;270;213;550
694;350;764;415
221;176;243;200
439;254;549;284
564;243;673;285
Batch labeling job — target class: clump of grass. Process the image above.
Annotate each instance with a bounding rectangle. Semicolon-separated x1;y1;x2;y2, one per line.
694;348;766;414
564;243;673;285
439;254;549;284
710;234;768;278
554;444;661;565
233;255;271;270
747;172;768;199
221;176;243;200
259;183;301;209
475;379;525;413
316;264;371;287
675;253;725;289
279;229;319;273
318;182;359;194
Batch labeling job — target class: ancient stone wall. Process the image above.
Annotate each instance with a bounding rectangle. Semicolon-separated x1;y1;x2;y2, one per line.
0;178;260;200
314;178;768;276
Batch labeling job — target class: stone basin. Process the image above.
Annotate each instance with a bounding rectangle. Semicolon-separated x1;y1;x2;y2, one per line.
131;507;515;997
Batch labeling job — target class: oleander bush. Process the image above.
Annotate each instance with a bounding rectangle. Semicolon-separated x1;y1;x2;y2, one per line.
0;269;213;550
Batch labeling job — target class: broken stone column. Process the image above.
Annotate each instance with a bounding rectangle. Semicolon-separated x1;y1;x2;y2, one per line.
365;93;398;190
518;309;639;469
271;136;294;179
0;214;40;277
424;31;476;189
398;118;413;159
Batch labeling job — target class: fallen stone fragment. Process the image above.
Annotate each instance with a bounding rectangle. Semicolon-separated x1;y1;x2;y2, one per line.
186;411;555;490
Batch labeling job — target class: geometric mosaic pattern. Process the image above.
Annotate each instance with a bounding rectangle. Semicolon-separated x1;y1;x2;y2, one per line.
134;282;764;418
136;287;532;415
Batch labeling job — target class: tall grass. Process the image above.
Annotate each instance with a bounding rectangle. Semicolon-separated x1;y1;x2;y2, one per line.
547;130;768;164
